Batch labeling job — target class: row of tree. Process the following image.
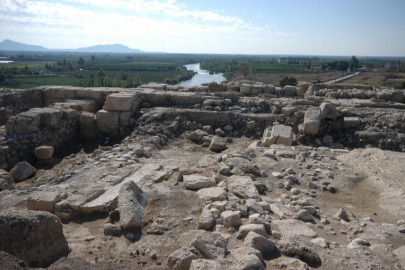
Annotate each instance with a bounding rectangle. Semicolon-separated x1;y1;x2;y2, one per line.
321;56;359;72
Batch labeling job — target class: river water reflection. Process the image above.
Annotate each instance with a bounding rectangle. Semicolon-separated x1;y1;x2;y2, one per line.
178;63;226;86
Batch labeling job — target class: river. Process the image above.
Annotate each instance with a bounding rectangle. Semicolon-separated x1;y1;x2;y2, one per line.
178;63;226;86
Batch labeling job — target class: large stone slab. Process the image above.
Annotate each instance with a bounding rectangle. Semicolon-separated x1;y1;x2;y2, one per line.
320;102;339;119
209;136;227;152
262;124;293;147
191;231;228;259
344;117;361;128
196;187;227;204
27;191;62;213
96;110;119;134
118;181;149;230
184;174;217;190
272;219;318;238
304;107;321;136
104;93;136;111
227;175;260;200
35;146;54;160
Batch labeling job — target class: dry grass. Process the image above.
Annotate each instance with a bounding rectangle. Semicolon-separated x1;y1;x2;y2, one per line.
233;71;347;85
342;70;405;87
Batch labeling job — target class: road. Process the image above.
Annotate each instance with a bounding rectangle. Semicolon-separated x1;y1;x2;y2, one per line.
325;72;360;84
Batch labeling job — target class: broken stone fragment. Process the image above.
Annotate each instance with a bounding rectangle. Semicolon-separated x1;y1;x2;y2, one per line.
118;181;148;230
244;231;276;252
167;247;202;270
9;161;36;182
191;231;228;259
220;210;242;228
0;169;14;191
303;107;321;136
27;191;62;213
183;174;217;190
209;136;227;152
262;124;293;147
277;236;321;263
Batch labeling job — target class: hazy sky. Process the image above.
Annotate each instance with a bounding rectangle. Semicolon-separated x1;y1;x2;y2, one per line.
1;0;404;56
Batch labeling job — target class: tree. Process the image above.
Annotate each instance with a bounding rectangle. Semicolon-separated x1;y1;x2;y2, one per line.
77;57;84;67
349;55;359;72
239;63;249;79
97;68;106;78
279;76;298;87
91;55;96;61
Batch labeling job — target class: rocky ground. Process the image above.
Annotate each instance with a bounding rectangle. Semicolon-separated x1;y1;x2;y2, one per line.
0;82;405;270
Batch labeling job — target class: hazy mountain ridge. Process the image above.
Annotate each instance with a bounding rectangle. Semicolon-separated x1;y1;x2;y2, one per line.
0;39;145;53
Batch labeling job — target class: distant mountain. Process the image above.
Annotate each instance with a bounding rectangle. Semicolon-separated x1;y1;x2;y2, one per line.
0;39;48;51
75;43;143;53
0;39;145;53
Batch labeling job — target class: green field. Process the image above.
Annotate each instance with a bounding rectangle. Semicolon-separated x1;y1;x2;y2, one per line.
0;51;402;88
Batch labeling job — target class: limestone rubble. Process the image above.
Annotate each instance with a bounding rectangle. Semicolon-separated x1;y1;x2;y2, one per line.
0;82;404;269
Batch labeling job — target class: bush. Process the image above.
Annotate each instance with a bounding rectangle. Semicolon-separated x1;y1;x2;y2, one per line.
279;76;298;87
395;81;405;89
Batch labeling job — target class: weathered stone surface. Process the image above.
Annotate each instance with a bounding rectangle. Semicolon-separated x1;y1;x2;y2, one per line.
0;169;14;191
184;174;217;190
27;191;62;213
277;236;321;263
189;130;209;142
227;175;260;200
311;237;328;248
283;85;296;96
168;247;202;270
189;259;221;270
191;231;228;259
221;210;242;228
262;124;293;147
281;106;297;116
320;102;339;119
272;219;318;238
210;136;227;152
0;251;29;269
0;209;69;267
304;107;321;136
196;187;227;204
334;207;349;221
104;93;136;111
344;117;361;128
244;231;276;252
103;223;121;236
393;246;405;269
268;257;309;270
227;248;265;270
118;181;148;230
9;161;36;182
79;112;98;138
296;209;314;222
96;110;119;134
198;205;220;230
240;84;251;95
35;146;54;160
237;224;267;239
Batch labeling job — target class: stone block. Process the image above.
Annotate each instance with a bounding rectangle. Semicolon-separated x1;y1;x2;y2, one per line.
39;108;63;126
344;117;361;129
96;110;119;134
227;175;260;200
0;169;14;191
35;146;54;160
118;181;149;230
184;174;217;190
281;106;297;116
119;110;133;126
104;93;135;111
262;125;293;147
240;84;251;95
244;231;276;252
263;84;275;94
62;108;79;119
304;107;321;136
320;102;339;119
210;136;227;152
283;85;296;96
27;191;62;213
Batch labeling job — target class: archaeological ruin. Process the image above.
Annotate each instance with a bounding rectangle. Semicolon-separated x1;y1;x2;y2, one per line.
0;81;405;269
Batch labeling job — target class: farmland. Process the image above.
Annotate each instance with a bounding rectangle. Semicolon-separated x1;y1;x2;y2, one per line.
0;51;404;88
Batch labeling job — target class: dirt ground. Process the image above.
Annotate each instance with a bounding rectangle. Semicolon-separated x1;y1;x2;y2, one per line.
343;70;405;87
233;71;345;85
